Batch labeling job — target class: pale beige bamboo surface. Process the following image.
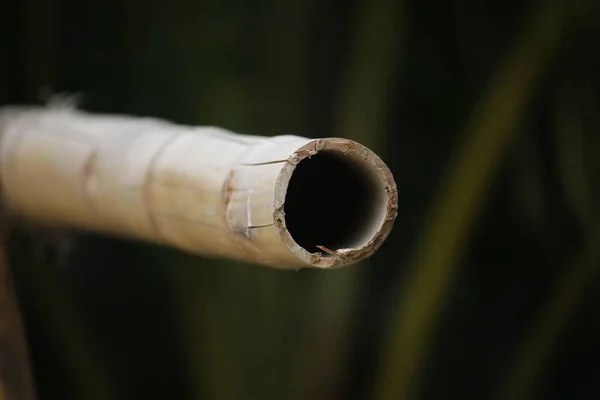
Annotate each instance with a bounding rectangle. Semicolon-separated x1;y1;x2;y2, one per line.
0;106;397;269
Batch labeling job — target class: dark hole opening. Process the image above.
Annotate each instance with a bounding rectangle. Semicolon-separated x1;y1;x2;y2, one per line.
284;151;380;254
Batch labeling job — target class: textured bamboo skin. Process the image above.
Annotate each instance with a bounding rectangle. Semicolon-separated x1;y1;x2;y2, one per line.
0;107;397;269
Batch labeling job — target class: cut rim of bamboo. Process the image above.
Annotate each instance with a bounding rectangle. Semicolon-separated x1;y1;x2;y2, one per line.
0;107;397;270
272;137;397;268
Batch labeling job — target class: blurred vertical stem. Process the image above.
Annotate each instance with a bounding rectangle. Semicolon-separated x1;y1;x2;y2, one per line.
299;0;404;397
372;1;572;399
0;221;36;400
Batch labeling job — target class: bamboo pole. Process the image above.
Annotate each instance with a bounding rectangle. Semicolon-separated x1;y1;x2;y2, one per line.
0;106;397;270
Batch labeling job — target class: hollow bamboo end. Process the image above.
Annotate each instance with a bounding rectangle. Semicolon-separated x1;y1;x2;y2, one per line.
273;138;397;269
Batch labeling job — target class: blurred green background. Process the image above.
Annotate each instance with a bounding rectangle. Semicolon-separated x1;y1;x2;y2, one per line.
1;0;599;399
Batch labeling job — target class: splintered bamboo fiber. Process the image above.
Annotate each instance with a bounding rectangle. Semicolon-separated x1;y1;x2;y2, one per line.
0;106;397;269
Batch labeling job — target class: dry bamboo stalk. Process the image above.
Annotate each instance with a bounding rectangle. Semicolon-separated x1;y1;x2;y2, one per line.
0;106;397;270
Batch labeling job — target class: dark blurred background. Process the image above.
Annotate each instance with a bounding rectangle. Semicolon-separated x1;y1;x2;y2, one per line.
1;0;599;399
